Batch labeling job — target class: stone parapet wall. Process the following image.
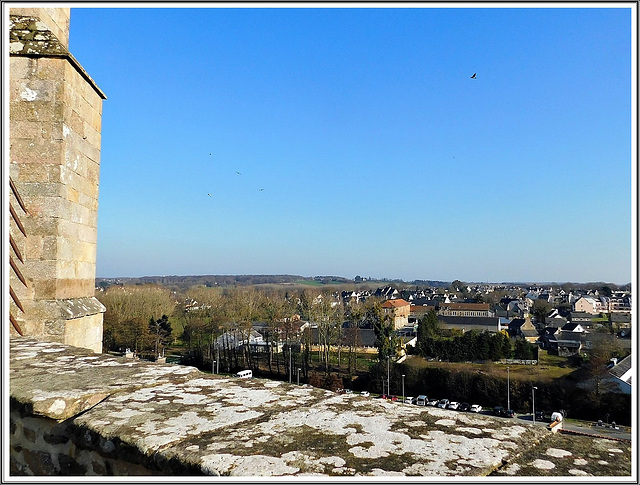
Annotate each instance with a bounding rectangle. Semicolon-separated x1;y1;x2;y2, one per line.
9;336;558;477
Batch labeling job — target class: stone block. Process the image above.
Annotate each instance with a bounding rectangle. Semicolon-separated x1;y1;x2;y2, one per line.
43;432;69;446
13;163;52;183
77;191;94;211
58;453;88;475
10;136;63;164
40;235;58;260
21;448;56;474
9;56;34;79
23;234;44;259
73;242;96;264
24;215;58;237
31;280;57;301
64;312;104;353
76;261;96;280
43;314;66;339
57;219;80;239
10;120;45;140
15;78;57;103
56;236;73;261
77;224;97;243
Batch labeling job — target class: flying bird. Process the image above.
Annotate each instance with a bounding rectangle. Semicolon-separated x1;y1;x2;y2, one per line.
471;73;477;79
259;188;264;191
207;193;212;197
236;171;241;175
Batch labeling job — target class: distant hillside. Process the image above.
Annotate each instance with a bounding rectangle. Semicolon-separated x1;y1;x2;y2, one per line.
97;274;310;289
95;274;452;290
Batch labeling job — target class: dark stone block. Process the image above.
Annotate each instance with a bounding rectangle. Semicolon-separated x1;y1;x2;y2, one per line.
43;432;69;445
23;427;36;443
57;454;87;475
91;458;107;475
22;449;55;474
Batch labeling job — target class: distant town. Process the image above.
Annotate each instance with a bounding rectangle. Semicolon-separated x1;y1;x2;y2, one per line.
95;273;632;429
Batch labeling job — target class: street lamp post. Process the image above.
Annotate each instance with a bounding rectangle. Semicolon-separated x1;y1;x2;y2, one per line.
387;336;391;397
289;348;292;384
507;366;510;410
532;386;538;425
402;374;405;403
297;368;301;386
212;360;216;375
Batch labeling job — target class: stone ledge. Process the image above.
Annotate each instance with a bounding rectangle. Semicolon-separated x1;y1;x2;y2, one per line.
10;337;201;421
10;336;557;476
10;15;106;100
58;297;105;320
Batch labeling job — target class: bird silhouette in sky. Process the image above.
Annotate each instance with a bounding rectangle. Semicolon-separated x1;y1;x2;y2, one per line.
471;73;477;79
236;171;241;175
259;188;264;191
207;193;212;197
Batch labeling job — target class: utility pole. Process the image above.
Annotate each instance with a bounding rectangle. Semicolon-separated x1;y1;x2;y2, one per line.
532;386;538;425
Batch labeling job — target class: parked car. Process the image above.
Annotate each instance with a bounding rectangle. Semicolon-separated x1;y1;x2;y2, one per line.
389;395;398;402
427;398;439;406
360;391;370;397
470;404;482;413
416;395;428;406
437;399;449;408
447;401;460;410
344;389;353;394
404;396;415;404
458;402;470;412
535;410;547;421
493;406;515;418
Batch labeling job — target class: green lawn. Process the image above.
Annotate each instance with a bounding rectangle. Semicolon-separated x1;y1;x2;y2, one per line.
403;351;575;383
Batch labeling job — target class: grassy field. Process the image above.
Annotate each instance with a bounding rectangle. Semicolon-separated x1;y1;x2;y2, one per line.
403;352;576;383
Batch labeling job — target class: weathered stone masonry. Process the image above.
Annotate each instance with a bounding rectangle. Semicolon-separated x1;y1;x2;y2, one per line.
9;8;107;352
9;337;553;477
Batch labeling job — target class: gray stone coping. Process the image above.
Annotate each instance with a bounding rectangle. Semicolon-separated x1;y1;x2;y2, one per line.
10;336;554;476
9;14;107;99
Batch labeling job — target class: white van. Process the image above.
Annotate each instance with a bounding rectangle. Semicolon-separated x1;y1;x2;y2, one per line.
416;395;428;406
235;370;252;379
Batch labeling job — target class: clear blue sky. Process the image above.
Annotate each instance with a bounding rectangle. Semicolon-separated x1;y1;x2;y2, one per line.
68;4;634;284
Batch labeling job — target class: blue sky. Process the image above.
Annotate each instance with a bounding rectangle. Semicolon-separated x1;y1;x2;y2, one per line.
68;4;634;284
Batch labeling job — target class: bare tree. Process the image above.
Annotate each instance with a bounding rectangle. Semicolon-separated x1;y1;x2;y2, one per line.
307;289;344;375
98;285;175;355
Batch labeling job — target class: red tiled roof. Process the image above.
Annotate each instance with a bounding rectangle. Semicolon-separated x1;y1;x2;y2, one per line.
382;299;410;308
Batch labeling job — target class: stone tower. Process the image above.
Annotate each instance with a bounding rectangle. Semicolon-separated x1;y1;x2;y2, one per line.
9;7;106;352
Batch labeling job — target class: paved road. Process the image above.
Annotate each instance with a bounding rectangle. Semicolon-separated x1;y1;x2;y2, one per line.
514;414;631;441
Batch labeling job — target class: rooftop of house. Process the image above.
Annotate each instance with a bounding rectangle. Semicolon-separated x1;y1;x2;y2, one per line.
439;303;490;311
381;299;410;309
609;354;632;382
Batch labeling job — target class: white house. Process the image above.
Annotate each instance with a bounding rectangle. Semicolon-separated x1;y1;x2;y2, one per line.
573;296;599;314
606;354;632;394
